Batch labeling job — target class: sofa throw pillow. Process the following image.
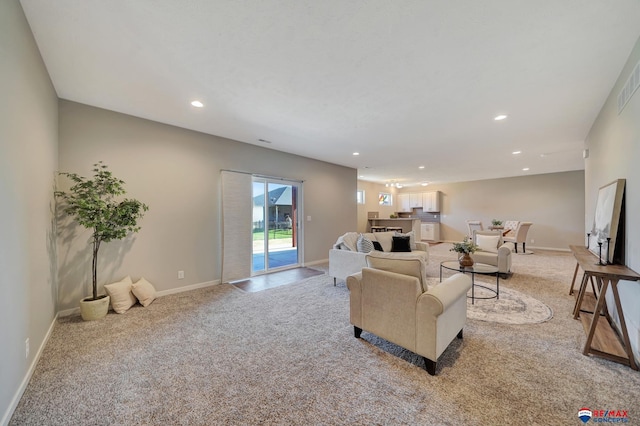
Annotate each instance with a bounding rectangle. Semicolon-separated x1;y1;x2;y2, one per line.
476;234;500;253
357;234;374;253
372;241;384;251
391;235;412;252
132;277;157;307
395;231;417;250
104;276;136;314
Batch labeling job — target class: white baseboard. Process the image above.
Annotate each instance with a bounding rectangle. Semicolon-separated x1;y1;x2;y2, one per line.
303;258;329;267
2;313;58;426
155;280;219;297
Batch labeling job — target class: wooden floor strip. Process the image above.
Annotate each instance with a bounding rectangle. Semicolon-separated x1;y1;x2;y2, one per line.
231;267;324;293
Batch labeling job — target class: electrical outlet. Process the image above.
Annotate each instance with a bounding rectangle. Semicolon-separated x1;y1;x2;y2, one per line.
25;338;29;359
307;215;312;222
178;270;184;279
530;239;535;244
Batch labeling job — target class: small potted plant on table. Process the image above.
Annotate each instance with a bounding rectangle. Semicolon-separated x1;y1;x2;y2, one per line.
451;237;479;267
56;162;148;320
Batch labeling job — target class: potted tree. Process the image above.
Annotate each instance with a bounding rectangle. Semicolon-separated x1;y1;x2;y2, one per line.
56;162;148;320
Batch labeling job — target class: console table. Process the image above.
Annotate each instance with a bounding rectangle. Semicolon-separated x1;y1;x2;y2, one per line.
569;245;640;370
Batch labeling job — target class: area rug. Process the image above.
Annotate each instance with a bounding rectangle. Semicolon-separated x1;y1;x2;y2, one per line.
426;277;553;325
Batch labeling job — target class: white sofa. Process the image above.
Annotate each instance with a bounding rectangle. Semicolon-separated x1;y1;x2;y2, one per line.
329;231;429;285
347;252;471;375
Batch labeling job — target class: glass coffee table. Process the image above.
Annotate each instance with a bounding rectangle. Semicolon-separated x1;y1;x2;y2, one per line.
440;261;499;304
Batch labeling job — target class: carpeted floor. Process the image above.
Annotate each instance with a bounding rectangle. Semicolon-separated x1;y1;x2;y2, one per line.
10;244;640;425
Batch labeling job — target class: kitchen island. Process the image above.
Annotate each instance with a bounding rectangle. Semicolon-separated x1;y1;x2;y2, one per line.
367;218;422;240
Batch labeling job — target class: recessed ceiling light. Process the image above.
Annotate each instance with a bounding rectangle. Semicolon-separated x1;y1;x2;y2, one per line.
421;182;429;186
512;151;521;155
352;152;360;156
359;175;364;178
418;165;425;169
522;167;530;171
191;100;204;108
396;184;403;188
494;114;508;121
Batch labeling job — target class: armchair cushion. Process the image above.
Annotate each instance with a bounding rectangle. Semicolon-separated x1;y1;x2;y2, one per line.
476;234;500;253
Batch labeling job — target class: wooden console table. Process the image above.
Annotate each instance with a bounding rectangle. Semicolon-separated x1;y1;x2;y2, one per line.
569;245;640;370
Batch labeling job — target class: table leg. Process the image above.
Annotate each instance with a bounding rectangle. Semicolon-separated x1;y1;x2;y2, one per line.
496;272;499;299
569;262;580;295
471;273;475;305
583;278;609;356
610;279;638;370
573;272;590;319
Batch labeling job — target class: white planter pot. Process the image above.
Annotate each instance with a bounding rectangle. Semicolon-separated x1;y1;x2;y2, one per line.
79;295;110;321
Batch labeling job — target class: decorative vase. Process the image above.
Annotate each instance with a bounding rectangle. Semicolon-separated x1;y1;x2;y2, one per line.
459;253;474;268
79;295;110;321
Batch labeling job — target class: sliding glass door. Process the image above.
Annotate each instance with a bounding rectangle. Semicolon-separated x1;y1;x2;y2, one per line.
252;178;300;274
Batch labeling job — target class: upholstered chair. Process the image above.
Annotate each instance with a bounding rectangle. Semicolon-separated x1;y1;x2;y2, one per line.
471;230;513;275
502;220;520;236
503;222;533;254
466;220;483;237
346;252;472;375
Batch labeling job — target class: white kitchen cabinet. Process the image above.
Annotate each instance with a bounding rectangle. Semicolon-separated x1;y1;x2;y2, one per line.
422;191;441;212
409;193;422;208
420;223;440;241
398;193;411;212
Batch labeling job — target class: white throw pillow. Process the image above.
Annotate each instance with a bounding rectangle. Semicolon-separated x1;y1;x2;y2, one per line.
356;234;374;253
103;276;136;314
132;277;157;307
476;234;500;253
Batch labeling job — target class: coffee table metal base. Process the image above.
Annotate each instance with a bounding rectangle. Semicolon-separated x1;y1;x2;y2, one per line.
440;261;499;304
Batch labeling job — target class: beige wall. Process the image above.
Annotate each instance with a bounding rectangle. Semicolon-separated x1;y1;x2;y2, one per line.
0;1;59;423
356;181;399;232
585;35;640;364
58;101;357;311
392;171;585;250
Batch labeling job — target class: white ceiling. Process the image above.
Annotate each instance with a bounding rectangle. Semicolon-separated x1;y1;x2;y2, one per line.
20;0;640;186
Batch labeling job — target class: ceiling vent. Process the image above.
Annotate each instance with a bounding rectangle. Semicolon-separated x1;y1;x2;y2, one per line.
617;59;640;114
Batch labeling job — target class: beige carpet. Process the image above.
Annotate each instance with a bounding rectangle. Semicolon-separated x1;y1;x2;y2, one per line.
10;244;640;425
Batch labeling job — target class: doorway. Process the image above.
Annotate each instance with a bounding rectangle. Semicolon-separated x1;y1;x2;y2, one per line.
252;178;300;274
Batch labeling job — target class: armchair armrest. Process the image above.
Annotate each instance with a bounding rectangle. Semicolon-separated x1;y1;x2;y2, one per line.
498;243;512;256
419;273;472;316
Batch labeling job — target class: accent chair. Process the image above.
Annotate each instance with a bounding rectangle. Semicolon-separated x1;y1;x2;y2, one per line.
503;222;533;254
346;252;472;375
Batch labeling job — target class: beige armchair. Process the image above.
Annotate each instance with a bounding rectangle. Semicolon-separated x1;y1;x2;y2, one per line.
346;252;472;375
471;230;512;275
503;222;532;254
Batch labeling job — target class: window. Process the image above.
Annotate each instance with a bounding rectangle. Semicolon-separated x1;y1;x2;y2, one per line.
378;192;392;206
356;190;365;204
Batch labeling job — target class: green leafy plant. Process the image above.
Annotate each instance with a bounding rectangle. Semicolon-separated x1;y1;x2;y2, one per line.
55;162;149;301
491;219;503;226
450;237;479;254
